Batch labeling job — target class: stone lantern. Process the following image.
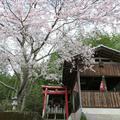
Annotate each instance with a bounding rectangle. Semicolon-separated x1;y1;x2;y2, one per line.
11;96;18;111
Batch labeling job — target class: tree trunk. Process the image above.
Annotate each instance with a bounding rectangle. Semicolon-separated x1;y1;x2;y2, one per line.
20;93;26;111
17;67;30;111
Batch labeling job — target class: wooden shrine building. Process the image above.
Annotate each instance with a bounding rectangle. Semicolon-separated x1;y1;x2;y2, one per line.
42;45;120;120
62;45;120;119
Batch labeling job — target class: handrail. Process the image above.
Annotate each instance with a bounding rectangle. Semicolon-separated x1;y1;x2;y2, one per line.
81;90;120;92
81;91;120;108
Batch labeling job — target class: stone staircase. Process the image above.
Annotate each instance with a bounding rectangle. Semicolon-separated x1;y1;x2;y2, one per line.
82;108;120;120
86;114;120;120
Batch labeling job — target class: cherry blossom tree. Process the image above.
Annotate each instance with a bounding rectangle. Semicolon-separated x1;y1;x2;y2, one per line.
0;0;120;110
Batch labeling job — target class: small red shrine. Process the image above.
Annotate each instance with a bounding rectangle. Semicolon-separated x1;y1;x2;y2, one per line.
42;85;69;120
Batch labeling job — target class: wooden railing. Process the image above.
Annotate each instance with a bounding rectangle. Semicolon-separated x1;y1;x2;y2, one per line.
81;91;120;108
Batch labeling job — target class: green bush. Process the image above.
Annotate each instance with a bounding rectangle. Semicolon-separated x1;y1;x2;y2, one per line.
80;112;87;120
0;100;12;111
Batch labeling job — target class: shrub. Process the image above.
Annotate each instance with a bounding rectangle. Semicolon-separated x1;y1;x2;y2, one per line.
80;112;87;120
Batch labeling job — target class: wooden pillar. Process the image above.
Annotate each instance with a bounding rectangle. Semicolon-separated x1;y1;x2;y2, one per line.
65;87;69;120
77;65;82;112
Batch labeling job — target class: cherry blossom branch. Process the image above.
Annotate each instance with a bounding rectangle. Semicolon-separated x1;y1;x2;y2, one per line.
27;36;35;61
6;0;21;21
32;1;65;60
51;18;77;33
35;45;56;61
35;53;52;62
22;3;33;22
0;46;16;57
32;17;59;59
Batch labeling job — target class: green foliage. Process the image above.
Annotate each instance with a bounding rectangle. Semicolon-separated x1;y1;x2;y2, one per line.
0;73;58;112
0;74;18;111
80;112;87;120
0;99;12;111
48;52;62;76
83;32;120;50
24;79;54;113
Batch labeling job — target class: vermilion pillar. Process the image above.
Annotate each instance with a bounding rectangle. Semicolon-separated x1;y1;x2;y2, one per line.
42;87;47;118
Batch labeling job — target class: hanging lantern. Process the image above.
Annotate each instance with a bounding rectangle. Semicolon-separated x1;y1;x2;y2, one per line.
100;76;107;92
100;80;105;92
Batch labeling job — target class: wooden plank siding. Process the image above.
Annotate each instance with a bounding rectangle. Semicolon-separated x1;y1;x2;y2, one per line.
81;91;120;108
80;64;120;77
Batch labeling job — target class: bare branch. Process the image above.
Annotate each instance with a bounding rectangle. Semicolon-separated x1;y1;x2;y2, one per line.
0;80;17;92
16;37;23;47
8;58;20;81
0;23;4;27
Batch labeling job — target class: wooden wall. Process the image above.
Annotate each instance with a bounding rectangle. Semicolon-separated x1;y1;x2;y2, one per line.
80;64;120;77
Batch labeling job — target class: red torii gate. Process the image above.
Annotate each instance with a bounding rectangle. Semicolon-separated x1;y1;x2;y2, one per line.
42;85;69;120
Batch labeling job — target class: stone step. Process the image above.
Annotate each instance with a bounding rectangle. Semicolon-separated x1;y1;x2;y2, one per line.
86;114;120;120
45;119;65;120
